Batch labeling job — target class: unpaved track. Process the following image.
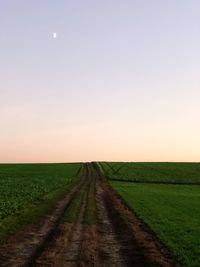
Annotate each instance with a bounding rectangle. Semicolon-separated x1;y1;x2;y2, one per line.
34;165;97;267
60;184;88;267
0;163;180;267
96;183;126;267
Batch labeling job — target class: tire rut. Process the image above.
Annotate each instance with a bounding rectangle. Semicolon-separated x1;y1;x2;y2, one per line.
34;166;91;267
96;182;126;267
60;190;88;267
34;164;96;267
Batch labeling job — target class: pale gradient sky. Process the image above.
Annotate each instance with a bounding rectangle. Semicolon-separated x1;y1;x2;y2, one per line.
1;0;200;163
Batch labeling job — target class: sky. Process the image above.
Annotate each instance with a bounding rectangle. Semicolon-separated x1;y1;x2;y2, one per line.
1;0;200;163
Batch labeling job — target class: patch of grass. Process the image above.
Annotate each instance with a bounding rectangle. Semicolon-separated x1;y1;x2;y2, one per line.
0;163;81;241
63;178;97;225
111;181;200;267
63;186;85;223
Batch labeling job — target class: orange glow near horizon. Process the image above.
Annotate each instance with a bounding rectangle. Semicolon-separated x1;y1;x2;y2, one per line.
1;119;200;163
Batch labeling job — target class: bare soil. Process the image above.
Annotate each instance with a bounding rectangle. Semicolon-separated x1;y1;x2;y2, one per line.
0;163;180;267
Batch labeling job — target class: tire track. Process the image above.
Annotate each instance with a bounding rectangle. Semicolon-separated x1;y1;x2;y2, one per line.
60;189;88;267
34;164;97;267
96;182;126;267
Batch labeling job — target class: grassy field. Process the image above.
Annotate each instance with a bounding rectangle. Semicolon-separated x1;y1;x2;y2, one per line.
101;162;200;184
0;163;81;241
101;162;200;266
111;181;200;267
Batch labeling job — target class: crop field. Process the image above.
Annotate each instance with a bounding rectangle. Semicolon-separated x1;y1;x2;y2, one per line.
101;161;200;267
101;162;200;184
0;162;199;267
0;163;81;241
111;182;200;267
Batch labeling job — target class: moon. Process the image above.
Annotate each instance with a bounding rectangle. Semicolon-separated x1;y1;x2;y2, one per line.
53;33;57;39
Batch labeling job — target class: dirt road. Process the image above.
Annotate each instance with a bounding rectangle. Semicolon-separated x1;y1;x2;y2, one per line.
0;163;179;267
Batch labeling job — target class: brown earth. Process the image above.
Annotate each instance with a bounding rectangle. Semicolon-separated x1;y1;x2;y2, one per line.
0;163;180;267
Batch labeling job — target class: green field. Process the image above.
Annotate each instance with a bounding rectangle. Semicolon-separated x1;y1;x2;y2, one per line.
0;163;81;241
102;162;200;266
1;162;200;266
111;181;200;267
101;162;200;184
